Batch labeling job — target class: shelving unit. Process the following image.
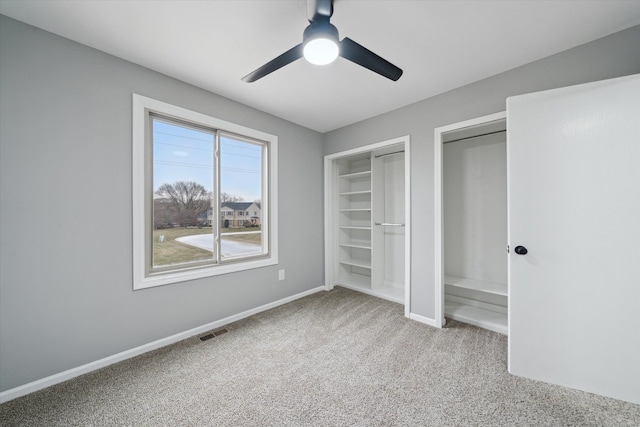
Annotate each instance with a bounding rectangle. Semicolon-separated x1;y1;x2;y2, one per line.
339;190;371;196
444;276;507;334
444;301;508;334
445;275;507;296
338;257;372;269
336;155;373;292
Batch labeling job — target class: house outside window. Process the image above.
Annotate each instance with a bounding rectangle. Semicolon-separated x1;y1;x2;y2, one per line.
219;202;261;228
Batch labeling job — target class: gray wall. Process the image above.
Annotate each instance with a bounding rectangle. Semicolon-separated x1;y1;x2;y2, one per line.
323;25;640;320
0;16;324;392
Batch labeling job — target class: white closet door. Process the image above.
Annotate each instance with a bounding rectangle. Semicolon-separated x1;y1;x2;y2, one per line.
508;74;640;404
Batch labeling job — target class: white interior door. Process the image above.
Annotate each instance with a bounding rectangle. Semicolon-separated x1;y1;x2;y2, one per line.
508;74;640;404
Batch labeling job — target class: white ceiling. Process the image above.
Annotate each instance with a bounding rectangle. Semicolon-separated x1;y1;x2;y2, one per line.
2;1;640;133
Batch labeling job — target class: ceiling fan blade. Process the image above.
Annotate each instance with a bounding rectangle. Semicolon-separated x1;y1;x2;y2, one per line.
339;37;403;81
308;0;333;22
242;44;304;82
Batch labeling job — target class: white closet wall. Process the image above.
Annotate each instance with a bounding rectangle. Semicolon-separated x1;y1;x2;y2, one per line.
443;134;507;282
372;151;405;300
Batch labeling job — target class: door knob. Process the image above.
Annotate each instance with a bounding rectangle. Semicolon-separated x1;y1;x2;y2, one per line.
514;246;528;255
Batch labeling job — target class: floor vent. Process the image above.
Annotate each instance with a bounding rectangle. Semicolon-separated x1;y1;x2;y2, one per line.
199;328;229;341
199;333;214;341
213;328;228;336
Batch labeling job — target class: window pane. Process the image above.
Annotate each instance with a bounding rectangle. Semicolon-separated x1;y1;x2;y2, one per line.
152;117;215;268
220;135;264;260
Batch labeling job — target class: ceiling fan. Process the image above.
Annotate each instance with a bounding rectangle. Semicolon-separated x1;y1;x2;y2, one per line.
242;0;403;83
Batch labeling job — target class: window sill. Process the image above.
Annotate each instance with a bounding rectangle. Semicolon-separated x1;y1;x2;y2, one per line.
134;255;278;290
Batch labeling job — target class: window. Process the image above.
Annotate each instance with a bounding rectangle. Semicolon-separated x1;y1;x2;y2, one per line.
133;94;278;289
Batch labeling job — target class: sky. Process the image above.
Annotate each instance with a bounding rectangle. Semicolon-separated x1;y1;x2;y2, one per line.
152;118;263;201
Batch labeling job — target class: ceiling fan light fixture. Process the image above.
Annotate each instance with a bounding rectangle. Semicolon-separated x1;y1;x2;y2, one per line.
303;37;339;65
302;21;339;66
241;0;403;82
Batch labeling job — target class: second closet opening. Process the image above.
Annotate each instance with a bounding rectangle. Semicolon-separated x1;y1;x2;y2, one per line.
438;114;508;334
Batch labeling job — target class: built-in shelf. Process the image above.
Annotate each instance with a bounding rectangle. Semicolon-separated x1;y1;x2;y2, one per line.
337;272;371;289
339;258;372;269
339;238;370;247
339;190;372;196
339;171;371;179
445;275;507;296
337;281;403;305
339;243;371;250
336;157;373;293
445;301;507;335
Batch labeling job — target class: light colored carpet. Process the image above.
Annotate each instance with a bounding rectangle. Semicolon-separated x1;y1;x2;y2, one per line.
1;287;639;426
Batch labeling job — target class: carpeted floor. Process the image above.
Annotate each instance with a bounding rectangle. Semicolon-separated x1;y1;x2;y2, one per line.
1;287;639;426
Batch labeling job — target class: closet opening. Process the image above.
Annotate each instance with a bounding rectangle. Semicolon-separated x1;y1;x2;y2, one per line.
434;112;508;334
324;136;411;316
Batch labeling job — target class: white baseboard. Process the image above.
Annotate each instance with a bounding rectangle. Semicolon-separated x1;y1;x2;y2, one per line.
0;285;326;404
408;312;440;328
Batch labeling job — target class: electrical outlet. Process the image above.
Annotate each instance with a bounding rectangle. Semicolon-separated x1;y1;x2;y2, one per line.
278;269;285;281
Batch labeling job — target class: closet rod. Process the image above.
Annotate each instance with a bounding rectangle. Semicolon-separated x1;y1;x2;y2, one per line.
374;150;404;158
444;129;506;144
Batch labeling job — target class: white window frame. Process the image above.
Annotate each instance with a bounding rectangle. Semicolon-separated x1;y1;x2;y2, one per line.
132;94;278;290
